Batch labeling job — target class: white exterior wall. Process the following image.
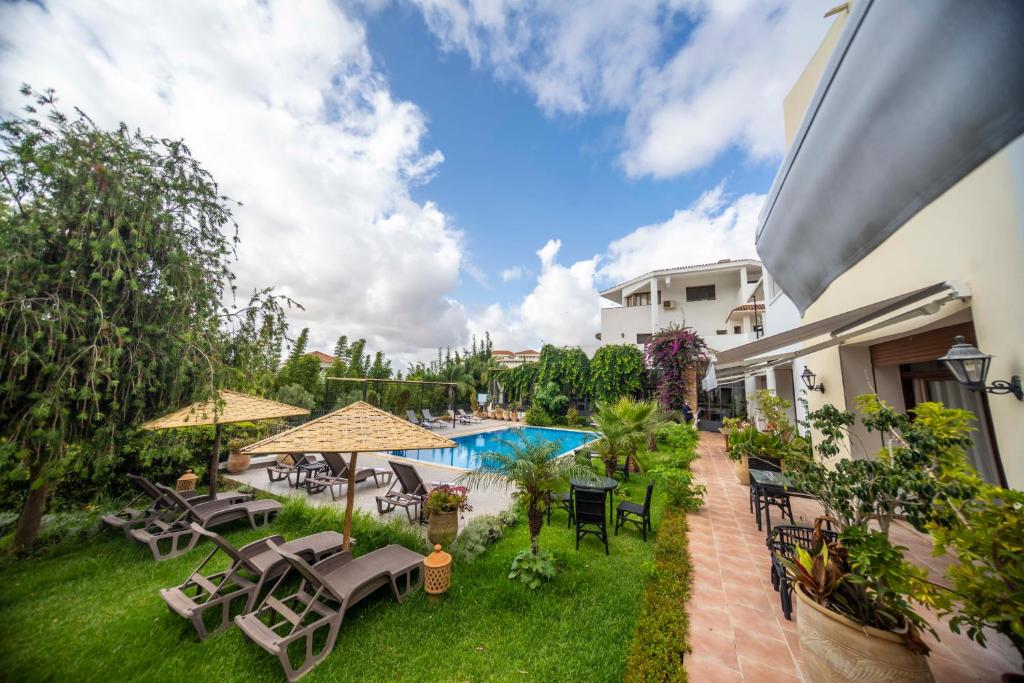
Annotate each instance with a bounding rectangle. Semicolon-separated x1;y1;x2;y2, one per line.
600;265;760;351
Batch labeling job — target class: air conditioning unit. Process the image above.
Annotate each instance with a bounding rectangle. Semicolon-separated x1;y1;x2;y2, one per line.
663;300;676;310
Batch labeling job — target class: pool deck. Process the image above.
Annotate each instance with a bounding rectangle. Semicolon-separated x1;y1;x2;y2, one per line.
224;419;554;534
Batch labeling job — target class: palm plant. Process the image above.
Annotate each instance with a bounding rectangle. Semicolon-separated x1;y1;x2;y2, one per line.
458;436;593;555
591;398;662;476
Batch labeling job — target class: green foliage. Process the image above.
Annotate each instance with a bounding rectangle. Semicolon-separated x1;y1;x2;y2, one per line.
589;344;645;403
508;548;557;589
564;406;587;427
533;381;570;416
591;398;663;476
786;395;982;643
0;87;287;548
273;497;427;555
270;383;316;411
929;479;1024;661
274;336;322;402
452;513;517;563
537;345;590;398
751;389;796;441
524;405;554;426
648;467;705;512
423;485;472;514
644;325;707;409
499;362;539;403
624;507;691;683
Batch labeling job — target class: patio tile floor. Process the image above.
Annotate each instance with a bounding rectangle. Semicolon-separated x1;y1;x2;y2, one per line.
686;431;1021;682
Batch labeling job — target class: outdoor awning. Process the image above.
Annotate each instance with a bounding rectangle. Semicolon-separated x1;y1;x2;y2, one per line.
755;0;1024;313
702;281;969;390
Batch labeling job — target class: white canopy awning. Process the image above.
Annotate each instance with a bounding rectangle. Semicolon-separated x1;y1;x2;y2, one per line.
702;281;969;390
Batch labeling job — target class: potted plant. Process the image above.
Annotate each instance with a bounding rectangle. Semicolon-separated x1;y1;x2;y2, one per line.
929;475;1024;681
784;396;981;683
424;485;472;547
226;437;253;474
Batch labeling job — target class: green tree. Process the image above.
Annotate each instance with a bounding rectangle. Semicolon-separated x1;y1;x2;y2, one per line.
0;87;275;549
591;398;661;477
458;437;591;555
346;339;368;377
589;345;646;403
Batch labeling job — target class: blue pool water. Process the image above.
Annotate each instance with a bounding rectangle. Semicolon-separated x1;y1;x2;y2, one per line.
388;426;599;469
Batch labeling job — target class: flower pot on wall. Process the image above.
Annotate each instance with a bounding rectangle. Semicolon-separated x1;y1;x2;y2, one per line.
733;455;749;486
795;587;934;683
427;511;459;547
226;449;251;474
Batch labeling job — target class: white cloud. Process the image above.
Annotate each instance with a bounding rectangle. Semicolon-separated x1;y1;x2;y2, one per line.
409;0;833;178
500;266;524;282
0;0;466;359
471;186;763;350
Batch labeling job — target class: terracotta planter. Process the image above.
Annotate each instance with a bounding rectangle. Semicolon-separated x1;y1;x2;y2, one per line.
733;455;749;485
427;511;459;547
226;449;251;474
795;587;933;683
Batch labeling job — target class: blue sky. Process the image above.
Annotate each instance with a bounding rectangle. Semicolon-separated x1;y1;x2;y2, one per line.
0;0;832;360
365;2;783;309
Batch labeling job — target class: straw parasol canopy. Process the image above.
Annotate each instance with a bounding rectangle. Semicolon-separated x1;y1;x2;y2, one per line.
142;390;310;494
242;401;455;549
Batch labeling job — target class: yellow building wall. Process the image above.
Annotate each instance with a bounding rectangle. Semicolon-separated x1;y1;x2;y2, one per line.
800;135;1024;486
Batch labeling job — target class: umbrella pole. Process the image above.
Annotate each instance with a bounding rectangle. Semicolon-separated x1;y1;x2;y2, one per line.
342;450;358;551
209;423;222;496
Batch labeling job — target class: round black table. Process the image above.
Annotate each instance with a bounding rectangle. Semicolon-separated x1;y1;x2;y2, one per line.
570;475;619;523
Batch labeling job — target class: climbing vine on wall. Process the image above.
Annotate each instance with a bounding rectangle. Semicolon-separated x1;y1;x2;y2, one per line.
644;326;708;410
498;362;539;403
589;344;646;403
537;345;590;399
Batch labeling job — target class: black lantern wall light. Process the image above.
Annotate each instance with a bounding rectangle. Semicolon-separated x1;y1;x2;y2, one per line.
938;335;1022;401
800;366;825;393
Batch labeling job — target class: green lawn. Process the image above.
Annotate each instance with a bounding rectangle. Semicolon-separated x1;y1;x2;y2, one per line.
0;473;666;682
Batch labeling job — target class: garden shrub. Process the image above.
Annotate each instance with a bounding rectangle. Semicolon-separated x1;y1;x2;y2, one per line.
524;405;554;426
625;507;692;682
453;514;507;562
0;508;103;555
649;467;705;512
533;381;570;417
508;548;557;589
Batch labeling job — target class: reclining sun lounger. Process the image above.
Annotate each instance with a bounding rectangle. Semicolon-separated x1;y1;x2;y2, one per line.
160;523;347;640
406;409;434;429
456;408;481;423
421;408;449;428
129;484;281;561
101;474;251;538
267;453;302;484
306;452;393;499
235;540;424;681
375;461;454;523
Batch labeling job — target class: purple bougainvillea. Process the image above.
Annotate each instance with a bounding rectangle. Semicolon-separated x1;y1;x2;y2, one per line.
644;326;708;409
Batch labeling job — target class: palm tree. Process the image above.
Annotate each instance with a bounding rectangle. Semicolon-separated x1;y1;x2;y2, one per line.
458;436;592;555
591;398;663;476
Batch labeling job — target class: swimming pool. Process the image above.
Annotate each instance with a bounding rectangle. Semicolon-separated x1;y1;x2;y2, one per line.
388;426;599;469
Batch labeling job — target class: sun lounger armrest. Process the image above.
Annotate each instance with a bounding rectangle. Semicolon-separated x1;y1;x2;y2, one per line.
238;534;286;559
311;550;354;575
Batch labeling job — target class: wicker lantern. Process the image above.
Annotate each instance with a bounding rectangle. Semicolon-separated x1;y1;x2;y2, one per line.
176;469;199;492
423;544;452;597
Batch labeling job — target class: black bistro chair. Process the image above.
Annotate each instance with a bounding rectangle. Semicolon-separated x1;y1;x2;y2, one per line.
615;480;654;542
767;524;839;620
573;487;609;555
547;491;574;527
613;454;632;482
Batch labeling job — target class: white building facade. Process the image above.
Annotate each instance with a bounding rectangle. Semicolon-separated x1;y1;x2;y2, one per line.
598;259;764;353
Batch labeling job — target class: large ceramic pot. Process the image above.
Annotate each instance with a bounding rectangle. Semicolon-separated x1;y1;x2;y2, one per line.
733;455;750;485
427;511;459;547
226;448;251;474
795;587;934;683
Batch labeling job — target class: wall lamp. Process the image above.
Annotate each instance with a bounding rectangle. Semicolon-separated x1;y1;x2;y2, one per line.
938;335;1022;401
800;366;825;393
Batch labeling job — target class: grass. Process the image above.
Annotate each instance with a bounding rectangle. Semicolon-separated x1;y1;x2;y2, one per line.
0;468;668;682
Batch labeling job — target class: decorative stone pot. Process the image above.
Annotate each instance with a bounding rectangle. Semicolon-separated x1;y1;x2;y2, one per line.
226;448;251;474
427;511;459;547
795;587;934;683
733;455;750;486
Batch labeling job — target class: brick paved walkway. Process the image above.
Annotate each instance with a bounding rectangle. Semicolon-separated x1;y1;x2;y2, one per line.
684;431;1021;683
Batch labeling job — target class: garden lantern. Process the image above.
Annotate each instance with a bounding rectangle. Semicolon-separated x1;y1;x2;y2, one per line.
424;544;453;598
175;469;198;492
800;366;825;393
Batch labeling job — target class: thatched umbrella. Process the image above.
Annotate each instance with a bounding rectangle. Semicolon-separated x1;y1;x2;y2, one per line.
142;390;310;495
242;401;455;550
